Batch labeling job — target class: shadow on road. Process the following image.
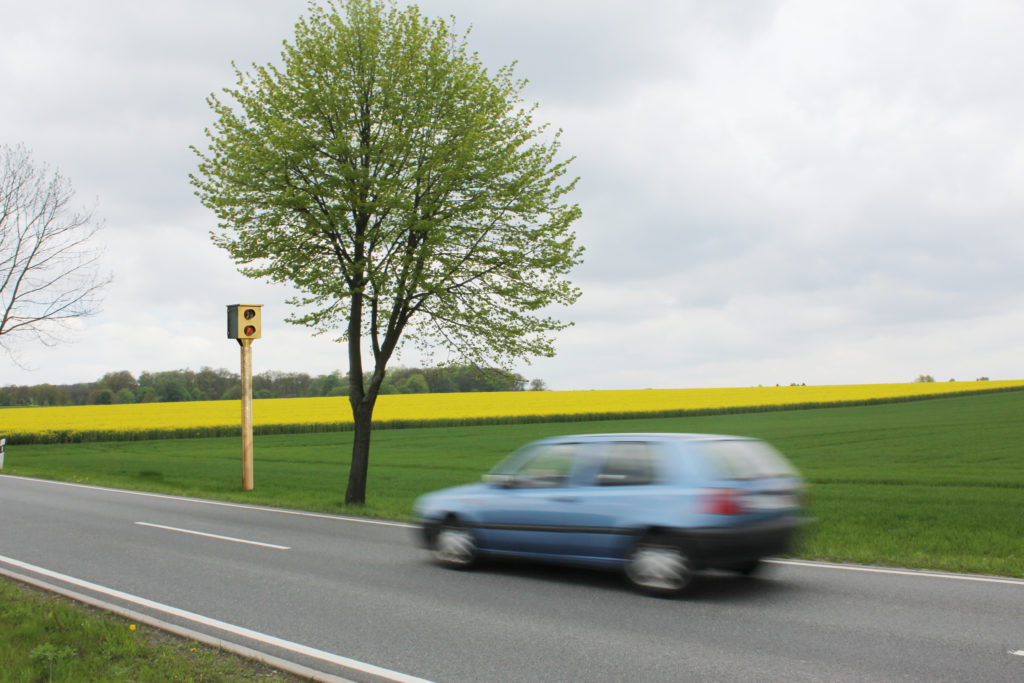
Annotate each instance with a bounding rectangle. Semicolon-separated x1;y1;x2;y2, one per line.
458;557;802;603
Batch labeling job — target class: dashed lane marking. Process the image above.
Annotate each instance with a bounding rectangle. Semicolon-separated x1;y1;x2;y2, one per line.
135;522;290;550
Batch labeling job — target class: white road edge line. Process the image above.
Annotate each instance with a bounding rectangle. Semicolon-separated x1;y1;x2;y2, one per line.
767;559;1024;587
0;554;434;683
0;475;413;528
0;567;353;683
1011;650;1024;657
135;522;290;550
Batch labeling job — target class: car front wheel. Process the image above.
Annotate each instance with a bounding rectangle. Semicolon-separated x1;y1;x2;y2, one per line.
433;521;478;569
625;537;692;596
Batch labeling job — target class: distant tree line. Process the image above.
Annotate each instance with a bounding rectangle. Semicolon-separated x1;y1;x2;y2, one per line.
915;375;989;383
0;366;547;406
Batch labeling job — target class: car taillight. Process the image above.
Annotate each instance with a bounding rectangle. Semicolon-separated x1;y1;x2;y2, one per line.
699;489;745;515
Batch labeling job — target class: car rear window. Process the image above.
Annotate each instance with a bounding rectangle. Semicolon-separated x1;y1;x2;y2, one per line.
696;440;798;480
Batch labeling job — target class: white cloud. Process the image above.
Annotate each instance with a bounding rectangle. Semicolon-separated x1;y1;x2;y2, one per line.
1;0;1022;390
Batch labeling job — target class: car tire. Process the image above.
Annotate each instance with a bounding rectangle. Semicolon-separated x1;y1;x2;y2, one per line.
433;521;478;569
625;535;692;596
735;558;762;576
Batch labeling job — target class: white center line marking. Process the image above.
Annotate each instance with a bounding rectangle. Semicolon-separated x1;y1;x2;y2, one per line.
1011;650;1024;657
135;522;290;550
3;475;411;528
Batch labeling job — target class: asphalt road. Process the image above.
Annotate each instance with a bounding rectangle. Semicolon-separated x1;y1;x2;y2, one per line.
1;474;1022;682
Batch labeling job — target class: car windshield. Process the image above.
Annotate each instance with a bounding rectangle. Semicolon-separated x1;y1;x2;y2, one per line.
698;440;799;480
485;445;536;478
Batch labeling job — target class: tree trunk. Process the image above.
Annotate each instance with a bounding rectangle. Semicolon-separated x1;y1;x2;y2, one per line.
344;262;369;505
345;399;373;504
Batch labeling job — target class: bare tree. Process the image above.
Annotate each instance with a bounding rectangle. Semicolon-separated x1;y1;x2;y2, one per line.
0;144;110;363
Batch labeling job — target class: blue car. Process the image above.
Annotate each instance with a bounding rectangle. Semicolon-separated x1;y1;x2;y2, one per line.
414;433;807;595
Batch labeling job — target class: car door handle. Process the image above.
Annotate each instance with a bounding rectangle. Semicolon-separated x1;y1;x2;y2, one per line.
550;496;578;503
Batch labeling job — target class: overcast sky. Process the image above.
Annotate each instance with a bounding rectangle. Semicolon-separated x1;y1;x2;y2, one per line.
2;0;1022;390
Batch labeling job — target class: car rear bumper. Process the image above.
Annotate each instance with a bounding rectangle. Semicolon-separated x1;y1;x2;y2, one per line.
682;516;809;568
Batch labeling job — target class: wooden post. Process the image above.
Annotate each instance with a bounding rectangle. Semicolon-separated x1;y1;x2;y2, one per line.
240;338;254;491
228;303;261;491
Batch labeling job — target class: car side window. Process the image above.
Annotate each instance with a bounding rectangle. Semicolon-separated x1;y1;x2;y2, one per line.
511;444;577;488
596;442;659;486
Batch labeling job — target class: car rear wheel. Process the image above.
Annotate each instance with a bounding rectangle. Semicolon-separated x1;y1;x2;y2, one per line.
735;558;762;576
433;521;478;569
625;536;692;596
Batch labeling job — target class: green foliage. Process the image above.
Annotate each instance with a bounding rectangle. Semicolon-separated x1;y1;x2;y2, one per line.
391;364;527;393
0;364;534;407
98;370;136;394
30;642;77;681
7;391;1024;576
155;377;188;402
192;0;582;368
395;372;429;394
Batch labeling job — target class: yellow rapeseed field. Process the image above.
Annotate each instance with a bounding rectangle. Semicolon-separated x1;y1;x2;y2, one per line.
2;380;1022;443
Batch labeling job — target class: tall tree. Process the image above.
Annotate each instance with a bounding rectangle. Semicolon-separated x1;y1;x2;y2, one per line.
0;144;110;363
191;0;583;504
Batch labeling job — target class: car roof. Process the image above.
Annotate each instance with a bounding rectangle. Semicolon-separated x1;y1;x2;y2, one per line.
535;433;756;444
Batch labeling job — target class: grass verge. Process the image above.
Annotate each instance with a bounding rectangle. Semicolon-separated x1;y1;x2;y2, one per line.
0;576;306;682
